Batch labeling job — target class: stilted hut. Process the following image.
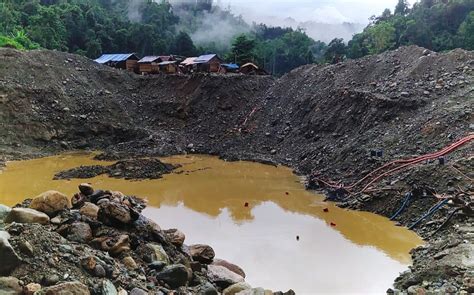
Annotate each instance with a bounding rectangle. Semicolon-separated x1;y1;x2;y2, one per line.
194;54;223;73
94;53;139;72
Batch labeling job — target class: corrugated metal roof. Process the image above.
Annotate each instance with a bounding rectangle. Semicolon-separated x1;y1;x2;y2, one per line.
94;53;137;64
195;54;218;63
138;55;174;64
159;56;174;62
241;62;259;69
181;57;197;65
158;61;177;65
222;63;239;70
138;56;161;63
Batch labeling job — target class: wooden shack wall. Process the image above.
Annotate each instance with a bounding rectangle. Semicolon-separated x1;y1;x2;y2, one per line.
139;64;152;73
162;64;178;74
209;56;222;72
126;60;138;72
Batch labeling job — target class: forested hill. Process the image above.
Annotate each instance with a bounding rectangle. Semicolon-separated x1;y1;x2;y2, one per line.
325;0;474;63
1;0;473;75
0;0;319;75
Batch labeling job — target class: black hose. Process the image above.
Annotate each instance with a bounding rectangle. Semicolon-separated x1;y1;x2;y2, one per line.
430;207;462;237
390;192;412;220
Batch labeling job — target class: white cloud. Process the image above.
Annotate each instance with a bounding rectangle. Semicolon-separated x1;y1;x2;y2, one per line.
221;0;399;24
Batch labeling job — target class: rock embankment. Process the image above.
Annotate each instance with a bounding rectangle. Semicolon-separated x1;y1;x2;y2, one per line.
0;186;294;295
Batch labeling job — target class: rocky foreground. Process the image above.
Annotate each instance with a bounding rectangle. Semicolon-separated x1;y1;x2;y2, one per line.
0;185;294;295
0;46;473;293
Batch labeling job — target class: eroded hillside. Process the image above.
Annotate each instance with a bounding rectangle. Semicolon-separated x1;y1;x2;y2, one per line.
0;46;473;293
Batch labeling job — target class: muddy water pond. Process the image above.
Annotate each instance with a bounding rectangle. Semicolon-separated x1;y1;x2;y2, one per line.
0;152;423;294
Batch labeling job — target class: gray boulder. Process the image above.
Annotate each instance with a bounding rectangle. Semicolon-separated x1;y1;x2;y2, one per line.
156;264;189;288
5;208;49;224
0;231;22;276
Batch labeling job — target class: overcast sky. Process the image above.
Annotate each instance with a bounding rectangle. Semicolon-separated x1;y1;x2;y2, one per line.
218;0;400;24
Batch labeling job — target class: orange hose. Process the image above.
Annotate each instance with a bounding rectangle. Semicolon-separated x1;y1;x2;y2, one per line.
315;134;474;194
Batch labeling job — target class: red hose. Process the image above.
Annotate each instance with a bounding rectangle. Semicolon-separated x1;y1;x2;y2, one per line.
315;134;474;194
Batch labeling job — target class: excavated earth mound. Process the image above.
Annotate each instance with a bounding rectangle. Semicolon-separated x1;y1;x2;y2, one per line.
0;46;473;293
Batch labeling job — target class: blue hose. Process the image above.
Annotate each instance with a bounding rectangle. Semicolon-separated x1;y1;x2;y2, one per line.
390;192;412;220
408;198;449;230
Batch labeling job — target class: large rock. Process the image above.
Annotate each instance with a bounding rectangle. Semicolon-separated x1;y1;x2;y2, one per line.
189;244;215;264
5;208;50;224
38;281;90;294
212;259;246;278
78;183;94;196
24;282;41;295
65;222;92;243
207;265;244;289
129;288;147;295
80;202;99;219
147;243;170;264
0;276;22;294
122;256;137;270
164;229;185;247
198;282;219;295
0;205;12;222
30;191;71;215
223;282;252;295
109;235;130;256
156;264;189;288
101;280;117;295
98;200;135;225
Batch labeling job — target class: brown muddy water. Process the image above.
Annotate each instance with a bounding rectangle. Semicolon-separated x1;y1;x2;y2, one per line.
0;152;423;294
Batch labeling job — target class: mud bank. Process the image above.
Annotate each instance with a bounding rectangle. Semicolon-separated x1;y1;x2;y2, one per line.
0;45;473;293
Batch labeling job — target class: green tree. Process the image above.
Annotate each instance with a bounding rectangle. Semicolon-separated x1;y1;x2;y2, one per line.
172;31;197;56
458;11;474;49
394;0;409;16
366;21;396;53
0;2;19;33
27;5;67;50
228;34;256;65
324;38;346;64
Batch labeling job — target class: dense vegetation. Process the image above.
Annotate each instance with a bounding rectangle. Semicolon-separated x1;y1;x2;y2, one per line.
1;0;473;74
325;0;474;62
0;0;319;75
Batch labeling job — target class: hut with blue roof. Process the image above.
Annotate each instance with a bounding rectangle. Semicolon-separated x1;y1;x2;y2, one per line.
94;53;139;72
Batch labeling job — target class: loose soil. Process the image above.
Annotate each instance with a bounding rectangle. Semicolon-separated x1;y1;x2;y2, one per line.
0;45;473;293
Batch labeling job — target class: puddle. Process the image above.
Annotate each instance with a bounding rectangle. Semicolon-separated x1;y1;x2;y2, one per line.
0;152;423;294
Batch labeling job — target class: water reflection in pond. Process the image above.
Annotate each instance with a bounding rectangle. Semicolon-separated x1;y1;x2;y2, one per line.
0;152;423;294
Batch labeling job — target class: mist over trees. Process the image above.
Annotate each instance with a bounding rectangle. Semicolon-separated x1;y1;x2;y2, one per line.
326;0;474;63
1;0;473;74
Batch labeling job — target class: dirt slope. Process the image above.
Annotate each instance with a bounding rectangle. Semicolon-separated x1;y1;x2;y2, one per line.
0;46;473;293
0;48;274;159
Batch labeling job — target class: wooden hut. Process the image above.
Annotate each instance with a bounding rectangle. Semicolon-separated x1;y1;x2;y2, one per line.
180;57;197;73
138;56;176;74
138;56;160;74
94;53;139;72
240;62;269;75
194;54;223;73
159;61;179;74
